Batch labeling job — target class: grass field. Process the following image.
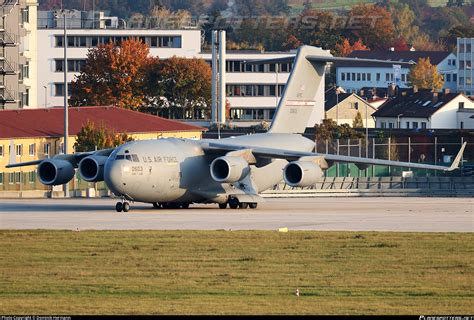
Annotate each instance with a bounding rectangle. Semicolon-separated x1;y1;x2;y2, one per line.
0;230;472;315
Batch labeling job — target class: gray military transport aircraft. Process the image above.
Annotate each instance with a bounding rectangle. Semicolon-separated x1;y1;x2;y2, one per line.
7;46;466;212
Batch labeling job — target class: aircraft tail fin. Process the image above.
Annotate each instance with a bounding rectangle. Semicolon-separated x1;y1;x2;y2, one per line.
268;46;329;134
247;46;416;134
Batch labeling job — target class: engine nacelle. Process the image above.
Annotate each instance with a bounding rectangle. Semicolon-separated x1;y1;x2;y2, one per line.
210;156;250;183
283;161;323;187
38;159;75;186
79;155;108;182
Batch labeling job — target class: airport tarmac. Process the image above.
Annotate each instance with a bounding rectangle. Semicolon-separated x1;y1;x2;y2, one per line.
0;197;472;232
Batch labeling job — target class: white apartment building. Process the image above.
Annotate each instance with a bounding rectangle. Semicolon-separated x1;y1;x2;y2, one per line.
36;10;295;125
336;50;457;94
1;0;37;109
457;37;474;96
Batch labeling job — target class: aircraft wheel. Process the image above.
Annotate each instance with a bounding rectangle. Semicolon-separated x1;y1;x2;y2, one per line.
239;202;249;209
249;203;258;209
181;203;190;209
122;202;130;212
115;202;123;212
153;203;161;209
228;198;239;209
218;203;227;209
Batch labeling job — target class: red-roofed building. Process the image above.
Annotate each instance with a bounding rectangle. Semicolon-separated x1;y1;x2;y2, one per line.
0;107;206;188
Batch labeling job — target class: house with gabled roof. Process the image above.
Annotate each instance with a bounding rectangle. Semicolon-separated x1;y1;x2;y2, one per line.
372;89;474;129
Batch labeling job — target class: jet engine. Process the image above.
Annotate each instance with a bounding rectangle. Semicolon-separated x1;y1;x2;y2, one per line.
210;156;250;183
78;155;108;182
283;161;323;187
37;159;75;186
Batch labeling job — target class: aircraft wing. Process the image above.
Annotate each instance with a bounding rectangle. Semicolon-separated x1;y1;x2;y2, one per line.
204;142;467;172
5;148;116;169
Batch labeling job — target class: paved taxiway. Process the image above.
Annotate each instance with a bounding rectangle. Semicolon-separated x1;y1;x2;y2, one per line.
0;197;472;232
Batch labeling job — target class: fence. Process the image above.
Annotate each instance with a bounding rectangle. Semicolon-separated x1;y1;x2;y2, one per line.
315;136;472;177
0;136;472;193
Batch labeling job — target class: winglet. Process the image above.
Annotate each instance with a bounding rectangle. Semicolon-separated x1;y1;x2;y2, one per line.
446;142;467;171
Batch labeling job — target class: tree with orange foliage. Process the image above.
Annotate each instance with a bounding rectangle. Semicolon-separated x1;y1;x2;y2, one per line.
334;38;369;57
408;58;445;91
144;56;212;119
347;4;395;50
70;38;152;110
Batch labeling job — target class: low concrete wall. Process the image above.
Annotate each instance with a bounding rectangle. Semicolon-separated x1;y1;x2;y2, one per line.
0;177;472;198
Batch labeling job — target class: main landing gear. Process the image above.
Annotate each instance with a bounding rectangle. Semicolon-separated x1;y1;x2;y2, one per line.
219;197;258;210
116;200;130;212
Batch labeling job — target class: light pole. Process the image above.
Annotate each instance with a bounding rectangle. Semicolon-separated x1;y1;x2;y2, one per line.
397;113;403;129
55;9;72;197
43;85;47;108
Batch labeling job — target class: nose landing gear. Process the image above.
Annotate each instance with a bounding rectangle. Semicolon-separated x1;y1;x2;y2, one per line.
116;200;130;212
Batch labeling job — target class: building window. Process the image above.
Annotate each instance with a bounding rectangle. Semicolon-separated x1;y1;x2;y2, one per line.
341;73;345;81
54;83;72;97
15;144;22;156
351;73;355;81
9;172;14;184
453;74;457;82
0;172;3;185
401;74;407;82
15;172;22;184
362;73;366;81
0;145;3;157
44;143;50;156
460;121;464;129
28;171;36;184
421;122;427;129
55;36;64;47
412;122;418;129
376;73;380;81
459;102;465;109
406;122;410;129
381;122;386;128
20;90;29;108
21;7;29;24
29;143;35;156
367;73;371;81
385;73;390;81
447;74;451;82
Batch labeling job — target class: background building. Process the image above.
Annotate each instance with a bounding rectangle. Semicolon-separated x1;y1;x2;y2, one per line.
372;89;473;129
336;50;457;93
36;10;294;126
1;0;37;109
457;37;474;96
324;87;377;128
0;106;206;190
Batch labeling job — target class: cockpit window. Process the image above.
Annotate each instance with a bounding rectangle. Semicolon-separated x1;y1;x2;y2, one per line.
116;154;139;162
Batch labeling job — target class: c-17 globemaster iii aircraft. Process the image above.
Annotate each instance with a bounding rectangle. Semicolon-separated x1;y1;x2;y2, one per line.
7;46;466;212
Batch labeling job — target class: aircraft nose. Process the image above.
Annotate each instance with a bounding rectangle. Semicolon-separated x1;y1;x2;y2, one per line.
104;157;125;196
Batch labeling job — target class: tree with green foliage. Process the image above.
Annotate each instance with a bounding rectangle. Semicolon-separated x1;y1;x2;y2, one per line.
74;120;134;152
314;119;364;143
352;112;364;129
